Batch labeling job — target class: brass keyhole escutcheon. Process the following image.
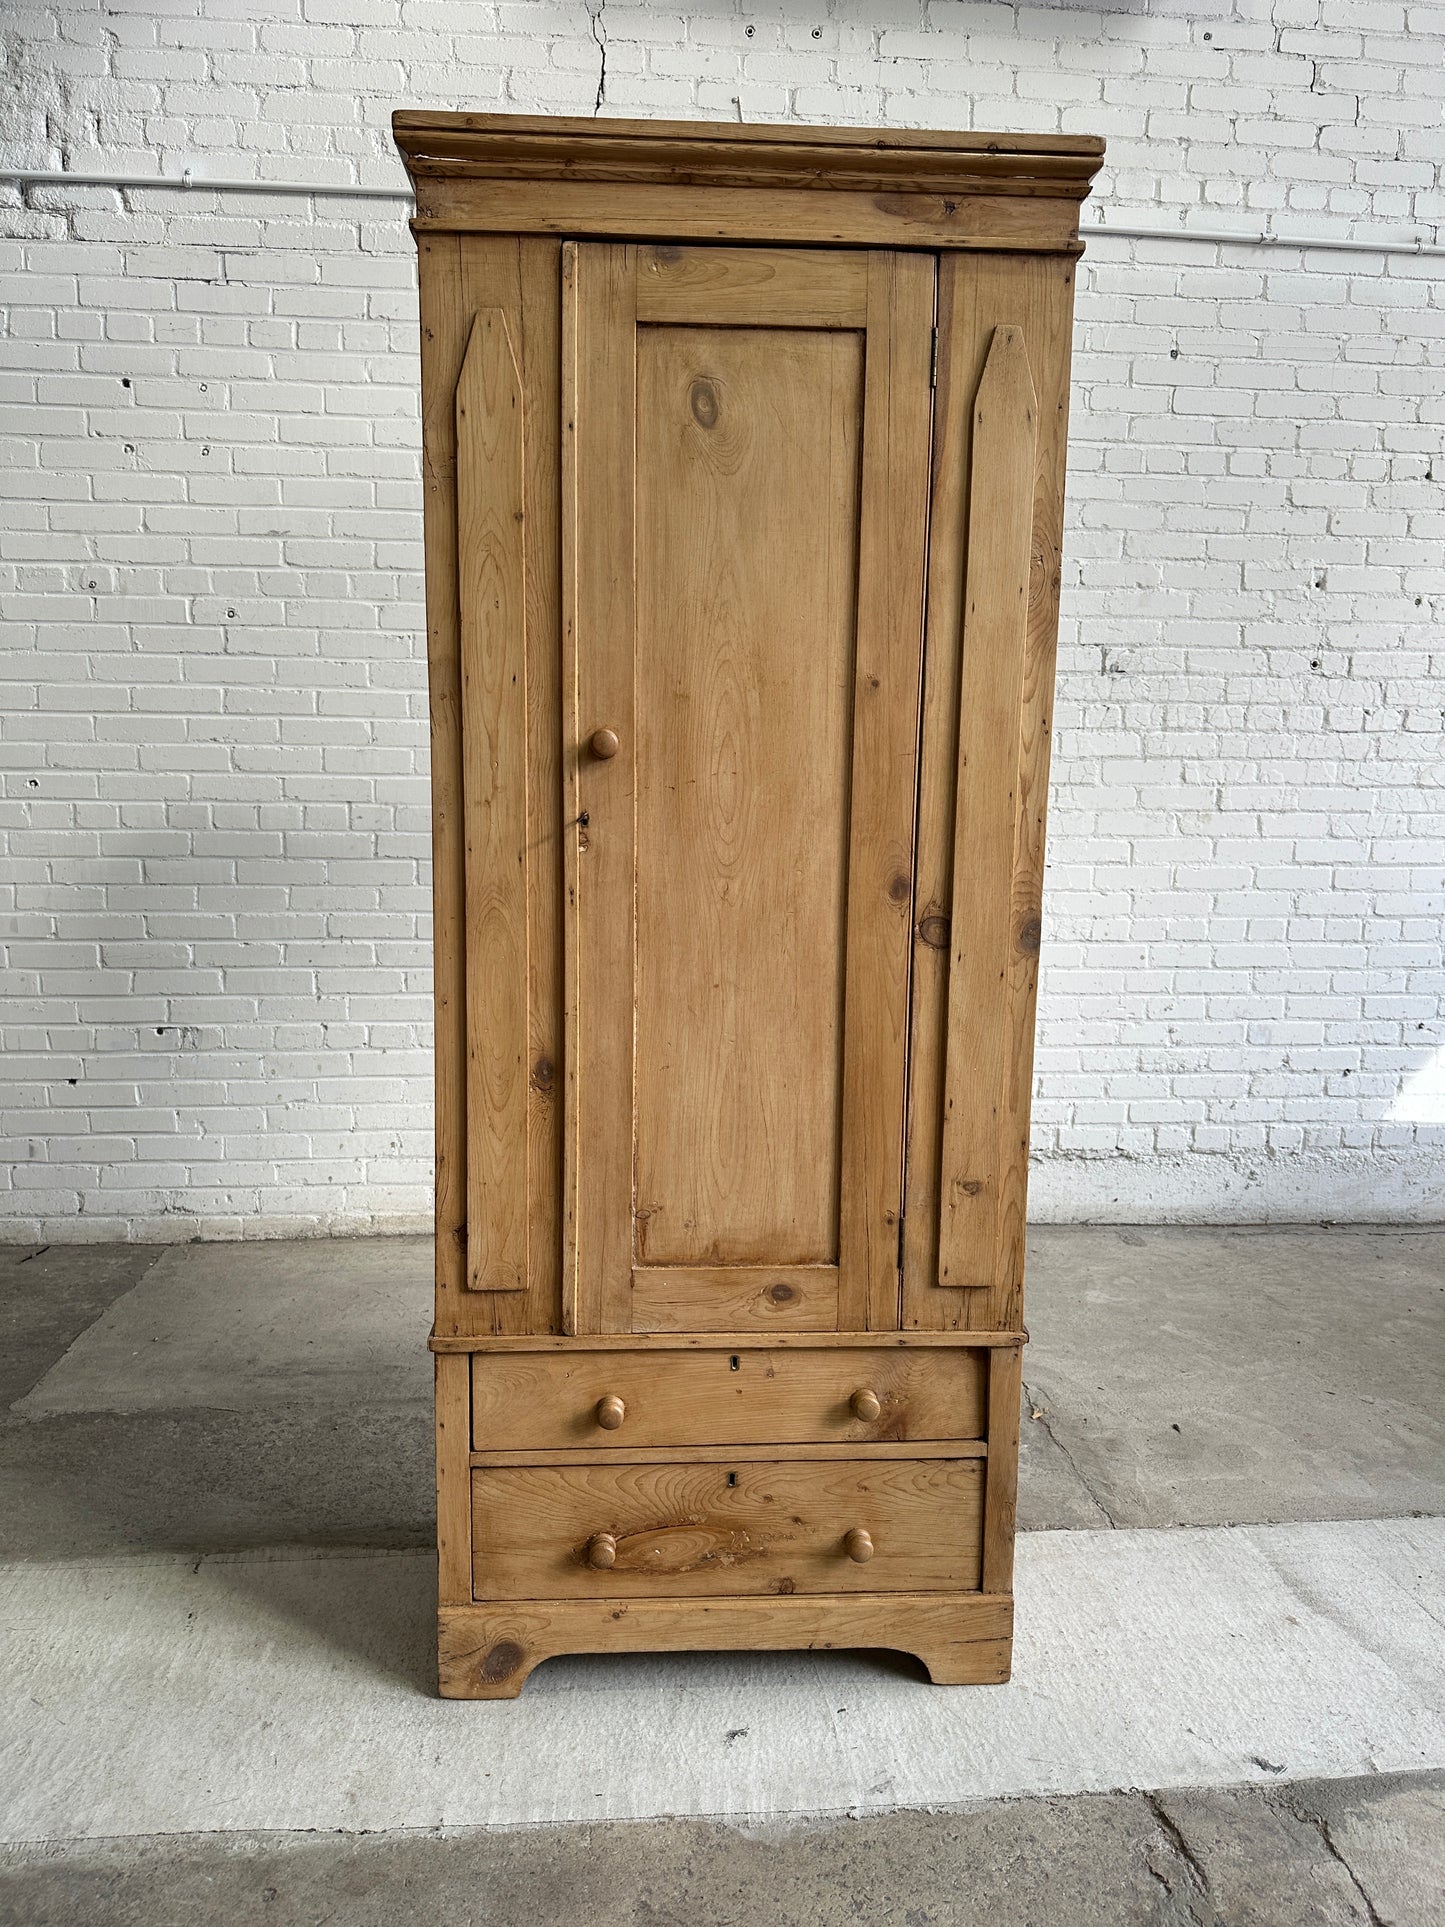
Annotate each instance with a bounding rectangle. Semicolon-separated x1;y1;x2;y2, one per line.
590;727;620;760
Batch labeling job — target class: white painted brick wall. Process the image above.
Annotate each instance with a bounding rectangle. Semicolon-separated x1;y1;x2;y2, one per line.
1;0;1442;1238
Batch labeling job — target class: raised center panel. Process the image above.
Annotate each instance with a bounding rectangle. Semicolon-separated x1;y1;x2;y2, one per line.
634;323;860;1273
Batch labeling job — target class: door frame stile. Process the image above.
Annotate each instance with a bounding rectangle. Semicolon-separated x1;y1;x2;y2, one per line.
560;242;581;1336
567;243;639;1335
837;250;937;1333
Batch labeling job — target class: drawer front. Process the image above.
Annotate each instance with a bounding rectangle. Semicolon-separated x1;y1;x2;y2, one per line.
471;1457;984;1599
471;1348;986;1451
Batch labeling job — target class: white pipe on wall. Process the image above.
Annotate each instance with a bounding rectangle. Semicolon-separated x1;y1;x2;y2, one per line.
2;165;1442;259
0;166;412;202
1086;213;1445;259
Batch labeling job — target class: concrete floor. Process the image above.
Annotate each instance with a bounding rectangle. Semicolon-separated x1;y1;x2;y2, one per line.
1;1227;1442;1922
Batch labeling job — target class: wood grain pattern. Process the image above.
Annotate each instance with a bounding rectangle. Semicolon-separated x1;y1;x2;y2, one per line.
439;1591;1014;1698
633;323;862;1271
436;1350;473;1605
471;1457;984;1599
837;251;935;1333
636;245;869;326
470;1345;987;1450
569;243;637;1334
447;238;565;1334
411;180;1087;255
630;1266;841;1333
982;1343;1022;1595
457;308;528;1292
903;255;1078;1335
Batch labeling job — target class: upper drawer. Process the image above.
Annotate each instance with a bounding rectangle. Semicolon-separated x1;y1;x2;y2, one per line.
470;1345;986;1450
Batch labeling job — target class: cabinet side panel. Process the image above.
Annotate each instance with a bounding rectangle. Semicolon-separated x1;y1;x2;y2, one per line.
936;328;1039;1297
904;253;1078;1333
423;236;563;1338
457;237;565;1336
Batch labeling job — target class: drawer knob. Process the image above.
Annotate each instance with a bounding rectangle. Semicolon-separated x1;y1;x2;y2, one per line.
586;1532;618;1570
590;727;620;760
594;1394;626;1430
843;1527;874;1564
849;1388;882;1422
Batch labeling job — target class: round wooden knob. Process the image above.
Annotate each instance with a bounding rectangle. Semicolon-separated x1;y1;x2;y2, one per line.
850;1388;882;1423
843;1527;874;1564
594;1394;626;1430
590;727;620;760
586;1532;617;1570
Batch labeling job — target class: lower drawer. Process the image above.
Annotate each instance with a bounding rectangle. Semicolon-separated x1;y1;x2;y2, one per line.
471;1456;984;1600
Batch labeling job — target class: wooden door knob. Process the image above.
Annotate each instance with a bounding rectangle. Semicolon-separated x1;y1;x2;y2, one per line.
595;1394;626;1430
586;1532;617;1570
843;1527;874;1564
589;727;620;760
849;1388;882;1422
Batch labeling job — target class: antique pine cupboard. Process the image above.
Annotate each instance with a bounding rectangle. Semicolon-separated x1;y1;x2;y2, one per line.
392;111;1103;1697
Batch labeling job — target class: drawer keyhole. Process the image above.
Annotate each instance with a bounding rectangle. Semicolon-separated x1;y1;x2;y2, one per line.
726;1470;738;1488
729;1355;740;1371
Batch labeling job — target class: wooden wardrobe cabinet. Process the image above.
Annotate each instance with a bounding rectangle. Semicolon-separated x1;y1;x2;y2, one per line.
393;111;1103;1698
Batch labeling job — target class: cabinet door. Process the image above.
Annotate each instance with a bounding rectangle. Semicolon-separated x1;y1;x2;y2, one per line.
563;244;934;1335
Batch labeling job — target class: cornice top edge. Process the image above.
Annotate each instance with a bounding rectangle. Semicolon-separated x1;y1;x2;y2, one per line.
391;110;1106;196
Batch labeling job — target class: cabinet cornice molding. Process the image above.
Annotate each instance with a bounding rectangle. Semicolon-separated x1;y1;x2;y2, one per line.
393;112;1106;252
